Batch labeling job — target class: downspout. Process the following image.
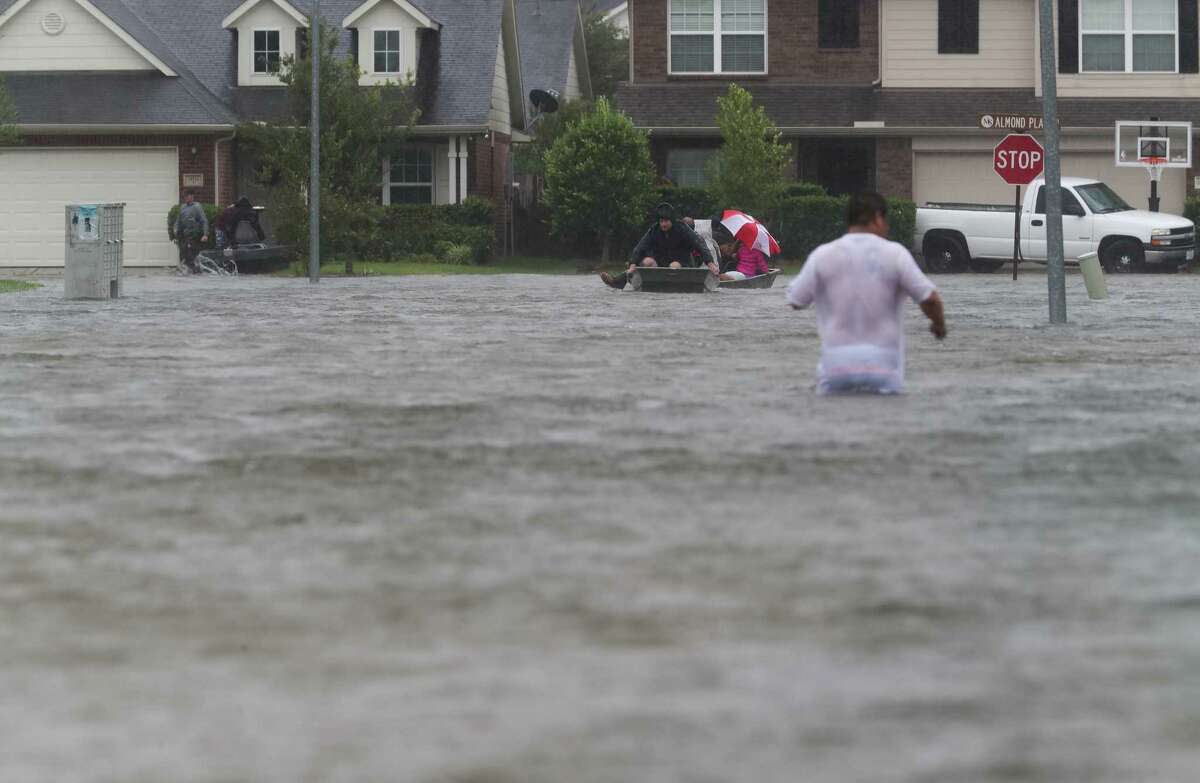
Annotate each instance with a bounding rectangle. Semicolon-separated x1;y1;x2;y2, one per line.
873;0;883;87
214;133;236;206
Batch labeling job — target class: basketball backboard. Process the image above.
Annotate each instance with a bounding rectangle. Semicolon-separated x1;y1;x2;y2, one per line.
1115;121;1191;167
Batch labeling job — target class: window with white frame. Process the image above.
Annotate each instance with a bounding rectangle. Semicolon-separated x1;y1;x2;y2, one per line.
1081;0;1177;72
253;30;281;74
666;148;716;187
374;29;402;74
387;149;434;204
669;0;766;74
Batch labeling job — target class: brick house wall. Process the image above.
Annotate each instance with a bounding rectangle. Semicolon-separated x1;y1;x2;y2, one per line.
21;133;236;206
631;0;878;85
875;137;913;200
470;132;512;244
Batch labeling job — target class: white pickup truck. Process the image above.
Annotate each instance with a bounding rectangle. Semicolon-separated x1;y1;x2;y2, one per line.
915;177;1195;273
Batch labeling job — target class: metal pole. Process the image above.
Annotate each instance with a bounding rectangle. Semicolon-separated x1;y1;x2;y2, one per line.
308;1;321;284
1038;0;1066;323
1012;185;1021;281
1149;176;1160;212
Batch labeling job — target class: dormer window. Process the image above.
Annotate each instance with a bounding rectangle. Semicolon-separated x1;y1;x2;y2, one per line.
253;30;281;74
374;30;402;73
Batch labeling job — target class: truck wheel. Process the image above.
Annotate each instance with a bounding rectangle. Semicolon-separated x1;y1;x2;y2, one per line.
922;236;969;273
1100;240;1144;273
968;258;1006;273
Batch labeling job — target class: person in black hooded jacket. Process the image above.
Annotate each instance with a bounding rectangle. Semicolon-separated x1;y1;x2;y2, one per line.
217;196;265;250
600;202;716;289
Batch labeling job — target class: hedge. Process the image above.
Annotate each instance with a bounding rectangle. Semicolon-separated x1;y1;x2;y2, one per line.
166;203;221;249
774;195;917;260
369;196;495;264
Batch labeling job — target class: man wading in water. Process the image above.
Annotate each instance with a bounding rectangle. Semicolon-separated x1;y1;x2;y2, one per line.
600;202;717;289
786;192;947;395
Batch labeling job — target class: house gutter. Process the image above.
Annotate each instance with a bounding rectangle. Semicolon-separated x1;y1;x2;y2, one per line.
17;124;237;134
640;126;1113;138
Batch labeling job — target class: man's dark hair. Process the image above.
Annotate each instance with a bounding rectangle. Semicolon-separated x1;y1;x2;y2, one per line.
183;189;196;199
846;191;888;227
655;202;675;221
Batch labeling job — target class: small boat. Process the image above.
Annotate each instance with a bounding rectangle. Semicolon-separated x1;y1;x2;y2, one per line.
718;269;781;289
629;266;718;293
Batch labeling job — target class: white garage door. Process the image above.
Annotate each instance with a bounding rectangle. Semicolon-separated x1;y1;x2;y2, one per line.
913;150;1186;216
0;147;178;267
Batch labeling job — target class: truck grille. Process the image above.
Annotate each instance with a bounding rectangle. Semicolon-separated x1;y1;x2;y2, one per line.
1151;228;1194;249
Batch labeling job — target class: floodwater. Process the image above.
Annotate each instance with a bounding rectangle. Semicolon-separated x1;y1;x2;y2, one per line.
1;271;1199;782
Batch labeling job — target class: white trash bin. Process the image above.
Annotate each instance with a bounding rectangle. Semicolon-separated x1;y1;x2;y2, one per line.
1078;251;1108;301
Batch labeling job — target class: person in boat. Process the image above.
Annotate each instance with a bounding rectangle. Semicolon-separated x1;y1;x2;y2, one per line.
216;196;265;251
710;220;771;281
786;191;947;395
600;202;717;289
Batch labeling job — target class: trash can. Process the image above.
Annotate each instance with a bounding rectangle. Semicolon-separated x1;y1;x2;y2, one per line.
64;203;124;300
1078;251;1108;301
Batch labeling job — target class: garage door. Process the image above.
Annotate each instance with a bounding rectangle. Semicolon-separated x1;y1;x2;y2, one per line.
0;148;178;267
913;150;1186;216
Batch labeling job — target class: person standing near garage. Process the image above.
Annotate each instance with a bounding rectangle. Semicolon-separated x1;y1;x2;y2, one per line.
173;189;209;274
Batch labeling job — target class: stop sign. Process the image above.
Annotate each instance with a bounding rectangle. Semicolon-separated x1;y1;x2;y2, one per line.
993;133;1045;185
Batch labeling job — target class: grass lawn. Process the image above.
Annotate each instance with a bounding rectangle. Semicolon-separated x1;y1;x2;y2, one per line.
0;280;41;294
278;256;594;277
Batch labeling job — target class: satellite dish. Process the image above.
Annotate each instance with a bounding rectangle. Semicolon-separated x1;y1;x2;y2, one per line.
529;88;561;115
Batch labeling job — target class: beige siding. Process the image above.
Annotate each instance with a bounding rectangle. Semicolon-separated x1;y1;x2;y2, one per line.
1057;73;1200;98
882;0;1035;88
489;32;512;135
564;47;582;101
0;0;155;71
353;1;422;86
234;2;301;87
912;135;1185;215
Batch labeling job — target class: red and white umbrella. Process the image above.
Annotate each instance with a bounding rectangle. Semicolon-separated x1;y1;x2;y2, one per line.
719;210;781;257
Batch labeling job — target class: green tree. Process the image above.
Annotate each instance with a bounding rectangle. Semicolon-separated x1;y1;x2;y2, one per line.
709;83;791;219
239;21;419;274
0;76;20;145
543;98;655;263
583;11;628;100
513;98;591;176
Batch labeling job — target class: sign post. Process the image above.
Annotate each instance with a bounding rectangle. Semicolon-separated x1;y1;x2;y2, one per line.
993;133;1045;281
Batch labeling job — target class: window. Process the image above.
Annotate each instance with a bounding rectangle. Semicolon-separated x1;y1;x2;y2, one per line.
1081;0;1177;72
666;148;715;187
1034;187;1086;215
388;149;434;204
253;30;281;74
818;0;859;48
669;0;766;74
374;29;402;73
938;0;979;54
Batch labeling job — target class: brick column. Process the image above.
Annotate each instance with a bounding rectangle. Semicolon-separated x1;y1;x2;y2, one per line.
876;137;913;200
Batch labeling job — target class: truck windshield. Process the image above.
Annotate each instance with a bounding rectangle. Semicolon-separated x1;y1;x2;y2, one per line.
1075;183;1133;214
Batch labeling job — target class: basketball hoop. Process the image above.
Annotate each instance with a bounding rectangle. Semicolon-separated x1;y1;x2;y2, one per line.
1141;156;1167;182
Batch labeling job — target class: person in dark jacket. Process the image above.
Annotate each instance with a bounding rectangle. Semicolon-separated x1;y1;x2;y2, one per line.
600;202;717;289
217;196;265;250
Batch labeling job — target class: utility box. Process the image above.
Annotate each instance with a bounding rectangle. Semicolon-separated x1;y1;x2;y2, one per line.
64;203;125;300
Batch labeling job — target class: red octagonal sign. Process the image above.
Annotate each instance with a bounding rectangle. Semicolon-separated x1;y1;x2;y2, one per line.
993;133;1045;186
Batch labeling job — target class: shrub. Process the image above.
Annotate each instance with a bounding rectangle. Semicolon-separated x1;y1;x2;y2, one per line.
434;241;474;265
166;203;221;249
784;182;827;198
1184;197;1200;224
773;195;918;261
709;84;791;219
657;185;720;221
371;204;494;263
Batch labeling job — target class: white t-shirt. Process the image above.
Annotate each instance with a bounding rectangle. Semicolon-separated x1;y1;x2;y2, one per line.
786;233;937;391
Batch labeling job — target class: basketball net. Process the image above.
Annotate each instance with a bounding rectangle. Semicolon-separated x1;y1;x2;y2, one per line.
1141;157;1167;182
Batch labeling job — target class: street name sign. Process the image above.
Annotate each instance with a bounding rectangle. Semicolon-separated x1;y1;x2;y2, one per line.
994;133;1045;186
980;113;1045;131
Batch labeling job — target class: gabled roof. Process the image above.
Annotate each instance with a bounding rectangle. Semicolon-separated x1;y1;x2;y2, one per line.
222;0;309;29
0;0;175;75
517;0;590;104
342;0;440;30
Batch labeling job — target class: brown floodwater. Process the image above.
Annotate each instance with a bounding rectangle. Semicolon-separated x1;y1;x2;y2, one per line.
1;272;1199;782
